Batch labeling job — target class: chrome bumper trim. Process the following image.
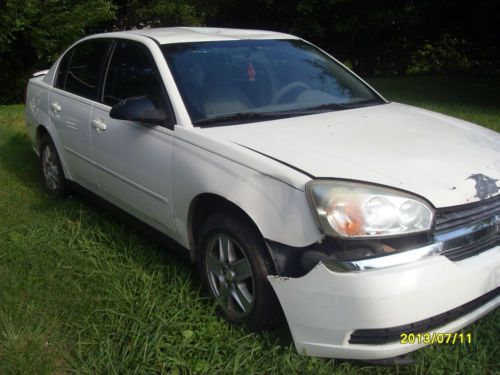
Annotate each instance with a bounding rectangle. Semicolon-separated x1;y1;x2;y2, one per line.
323;242;443;272
324;214;499;273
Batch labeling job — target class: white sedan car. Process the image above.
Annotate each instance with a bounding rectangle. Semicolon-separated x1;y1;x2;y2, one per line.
25;27;499;361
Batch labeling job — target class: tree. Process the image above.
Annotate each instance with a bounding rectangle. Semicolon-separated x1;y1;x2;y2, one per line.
111;0;204;29
1;0;498;103
0;0;116;103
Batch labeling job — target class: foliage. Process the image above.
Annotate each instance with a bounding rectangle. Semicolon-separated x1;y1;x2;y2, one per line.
0;0;204;103
408;35;473;75
0;0;117;103
0;0;499;103
1;0;116;62
112;0;203;29
204;0;500;76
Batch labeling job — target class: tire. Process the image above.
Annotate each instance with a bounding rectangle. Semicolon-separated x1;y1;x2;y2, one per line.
39;135;66;198
198;213;282;331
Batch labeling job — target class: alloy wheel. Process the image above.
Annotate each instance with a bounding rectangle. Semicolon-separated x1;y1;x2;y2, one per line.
205;233;255;318
42;143;60;191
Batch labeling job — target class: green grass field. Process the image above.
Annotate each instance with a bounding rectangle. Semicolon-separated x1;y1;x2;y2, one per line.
0;75;499;374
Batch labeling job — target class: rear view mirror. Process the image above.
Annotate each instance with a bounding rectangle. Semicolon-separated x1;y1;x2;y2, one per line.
110;96;166;125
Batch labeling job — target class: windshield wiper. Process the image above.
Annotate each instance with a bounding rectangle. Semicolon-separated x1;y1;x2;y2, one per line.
300;102;349;112
193;111;292;127
301;99;384;113
193;105;349;126
193;100;386;127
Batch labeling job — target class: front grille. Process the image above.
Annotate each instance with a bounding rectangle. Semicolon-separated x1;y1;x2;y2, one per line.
434;195;500;261
435;194;500;234
349;287;499;345
444;234;500;261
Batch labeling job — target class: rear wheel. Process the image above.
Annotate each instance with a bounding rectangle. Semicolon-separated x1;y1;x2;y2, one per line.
39;135;66;198
198;213;281;331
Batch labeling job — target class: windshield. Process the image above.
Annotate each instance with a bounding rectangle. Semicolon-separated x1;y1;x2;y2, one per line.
162;39;384;126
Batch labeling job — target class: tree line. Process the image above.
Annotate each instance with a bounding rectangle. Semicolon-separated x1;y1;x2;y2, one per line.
1;0;498;103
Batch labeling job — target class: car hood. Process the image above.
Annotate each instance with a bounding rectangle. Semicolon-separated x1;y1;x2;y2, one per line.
203;103;500;208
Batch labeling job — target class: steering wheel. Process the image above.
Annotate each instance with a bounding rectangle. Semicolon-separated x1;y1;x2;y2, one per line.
271;82;311;104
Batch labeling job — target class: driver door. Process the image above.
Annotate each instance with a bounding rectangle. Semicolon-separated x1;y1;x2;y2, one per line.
90;39;176;235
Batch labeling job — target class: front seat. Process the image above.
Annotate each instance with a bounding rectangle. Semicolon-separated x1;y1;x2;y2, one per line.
200;85;254;117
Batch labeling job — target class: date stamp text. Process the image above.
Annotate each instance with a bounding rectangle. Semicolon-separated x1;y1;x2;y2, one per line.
400;332;472;345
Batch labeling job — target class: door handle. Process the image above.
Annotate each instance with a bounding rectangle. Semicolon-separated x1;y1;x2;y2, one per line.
91;119;107;132
50;102;61;112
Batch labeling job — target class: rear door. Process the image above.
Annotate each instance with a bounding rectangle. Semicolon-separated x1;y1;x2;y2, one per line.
49;39;110;192
90;39;176;235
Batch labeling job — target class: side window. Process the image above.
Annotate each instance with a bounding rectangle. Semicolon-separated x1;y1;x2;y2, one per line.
64;40;110;100
103;41;165;109
55;49;73;89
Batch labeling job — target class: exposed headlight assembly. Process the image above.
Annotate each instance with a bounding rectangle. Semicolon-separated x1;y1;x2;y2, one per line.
306;180;434;238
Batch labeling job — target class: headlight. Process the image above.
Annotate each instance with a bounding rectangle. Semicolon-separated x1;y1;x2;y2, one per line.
306;180;434;238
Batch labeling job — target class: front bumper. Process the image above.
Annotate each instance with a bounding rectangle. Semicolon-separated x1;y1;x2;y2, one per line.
268;245;500;360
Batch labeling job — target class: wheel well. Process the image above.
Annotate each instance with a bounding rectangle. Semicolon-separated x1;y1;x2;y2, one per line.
36;125;50;151
188;193;262;260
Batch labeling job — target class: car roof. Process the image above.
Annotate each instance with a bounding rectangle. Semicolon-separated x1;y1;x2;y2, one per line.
96;27;298;44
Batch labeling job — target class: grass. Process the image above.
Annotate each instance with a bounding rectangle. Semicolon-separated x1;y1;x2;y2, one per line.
369;75;500;132
0;75;499;374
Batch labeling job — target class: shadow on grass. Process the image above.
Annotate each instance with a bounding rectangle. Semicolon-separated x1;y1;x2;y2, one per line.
61;187;299;353
0;131;191;287
0;130;301;359
0;127;195;270
0;132;41;189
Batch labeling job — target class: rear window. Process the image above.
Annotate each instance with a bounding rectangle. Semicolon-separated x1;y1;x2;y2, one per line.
56;39;110;100
55;49;73;90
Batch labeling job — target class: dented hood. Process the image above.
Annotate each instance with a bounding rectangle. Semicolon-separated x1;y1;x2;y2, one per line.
203;102;500;208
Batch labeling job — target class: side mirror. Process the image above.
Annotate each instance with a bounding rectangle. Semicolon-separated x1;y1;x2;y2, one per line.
110;96;166;125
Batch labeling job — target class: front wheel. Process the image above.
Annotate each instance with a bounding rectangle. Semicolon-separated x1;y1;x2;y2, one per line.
198;213;282;331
